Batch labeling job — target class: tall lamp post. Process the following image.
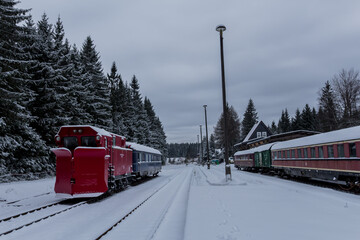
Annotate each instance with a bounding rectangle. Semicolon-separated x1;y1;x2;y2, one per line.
216;24;232;181
203;105;210;169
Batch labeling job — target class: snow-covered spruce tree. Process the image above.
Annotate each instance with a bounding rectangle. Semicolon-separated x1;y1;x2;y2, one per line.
107;62;126;135
80;36;111;130
27;13;64;145
68;44;92;125
0;2;49;176
144;97;167;155
128;75;149;144
241;99;258;138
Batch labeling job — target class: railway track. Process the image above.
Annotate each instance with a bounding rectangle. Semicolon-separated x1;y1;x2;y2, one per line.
0;200;88;237
5;192;52;205
95;169;187;240
0;175;164;238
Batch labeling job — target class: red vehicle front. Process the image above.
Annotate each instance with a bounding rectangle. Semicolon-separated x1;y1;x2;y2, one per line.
51;125;113;197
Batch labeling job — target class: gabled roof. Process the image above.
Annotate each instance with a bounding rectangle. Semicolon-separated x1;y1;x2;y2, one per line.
243;121;261;142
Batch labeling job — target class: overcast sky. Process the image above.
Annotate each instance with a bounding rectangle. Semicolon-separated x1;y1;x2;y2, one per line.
19;0;360;143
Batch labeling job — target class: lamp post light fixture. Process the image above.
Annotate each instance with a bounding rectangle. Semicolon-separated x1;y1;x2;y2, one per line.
216;24;232;181
203;105;210;169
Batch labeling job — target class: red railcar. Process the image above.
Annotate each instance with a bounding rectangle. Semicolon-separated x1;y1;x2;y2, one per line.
51;125;132;197
234;149;255;170
271;126;360;184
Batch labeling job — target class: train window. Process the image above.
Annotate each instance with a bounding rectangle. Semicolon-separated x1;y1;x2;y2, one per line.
287;150;290;158
63;137;78;150
349;143;356;157
297;149;302;158
327;145;334;158
105;138;108;148
81;136;97;147
318;146;324;158
291;149;295;158
337;144;344;157
311;147;316;158
113;136;116;146
304;148;308;158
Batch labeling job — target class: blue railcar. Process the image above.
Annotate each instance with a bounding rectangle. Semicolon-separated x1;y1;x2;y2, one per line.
127;142;162;177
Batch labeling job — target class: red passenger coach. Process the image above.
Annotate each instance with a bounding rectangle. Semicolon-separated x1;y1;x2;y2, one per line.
51;125;132;197
234;149;255;170
271;126;360;184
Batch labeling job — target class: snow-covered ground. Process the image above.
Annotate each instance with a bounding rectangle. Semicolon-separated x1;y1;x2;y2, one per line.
0;164;359;240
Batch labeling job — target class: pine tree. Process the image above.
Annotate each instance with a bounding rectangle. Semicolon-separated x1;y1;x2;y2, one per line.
291;108;302;131
270;121;278;134
0;2;49;175
127;75;149;144
107;62;126;135
68;44;92;124
27;13;61;145
278;109;291;133
318;81;338;131
80;36;111;130
241;99;258;138
301;104;316;130
214;105;241;156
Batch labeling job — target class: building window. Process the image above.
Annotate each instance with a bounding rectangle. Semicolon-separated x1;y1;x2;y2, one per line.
262;132;267;137
328;145;334;158
349;143;357;157
318;146;324;158
257;132;261;138
337;144;344;158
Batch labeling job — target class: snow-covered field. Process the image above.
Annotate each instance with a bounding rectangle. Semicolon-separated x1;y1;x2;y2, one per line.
0;164;359;240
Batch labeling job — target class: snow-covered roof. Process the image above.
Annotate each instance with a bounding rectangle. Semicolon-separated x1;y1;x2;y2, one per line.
235;142;276;156
272;126;360;150
243;122;260;142
126;142;162;155
60;125;112;137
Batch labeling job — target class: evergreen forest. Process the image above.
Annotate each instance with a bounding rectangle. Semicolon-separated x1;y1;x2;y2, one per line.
0;1;166;178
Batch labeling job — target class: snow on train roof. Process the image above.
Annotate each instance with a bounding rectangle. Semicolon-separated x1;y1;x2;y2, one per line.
60;125;113;137
126;142;162;155
272;125;360;150
234;142;276;156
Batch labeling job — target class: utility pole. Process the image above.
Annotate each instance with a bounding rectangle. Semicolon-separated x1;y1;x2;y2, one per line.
200;125;203;165
203;105;210;169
